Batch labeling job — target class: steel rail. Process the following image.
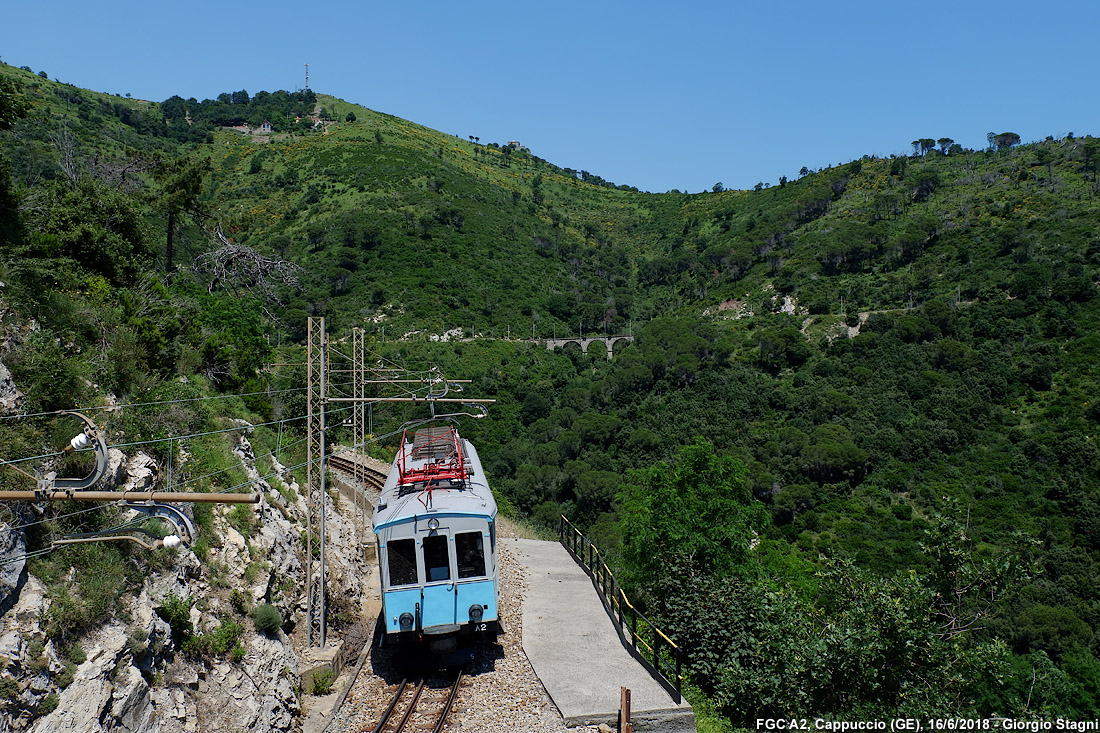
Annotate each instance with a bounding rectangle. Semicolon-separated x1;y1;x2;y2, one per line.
370;678;409;733
392;679;425;733
327;455;388;489
433;669;464;733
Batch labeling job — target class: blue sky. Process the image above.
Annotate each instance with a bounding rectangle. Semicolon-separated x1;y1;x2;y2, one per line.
3;0;1097;193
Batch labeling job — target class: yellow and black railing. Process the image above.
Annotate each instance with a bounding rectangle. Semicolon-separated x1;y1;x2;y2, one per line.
559;515;683;703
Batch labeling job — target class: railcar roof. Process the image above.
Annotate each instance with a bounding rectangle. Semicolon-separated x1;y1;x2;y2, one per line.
372;432;496;532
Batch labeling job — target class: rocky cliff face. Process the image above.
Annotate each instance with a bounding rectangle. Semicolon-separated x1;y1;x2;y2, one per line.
0;361;22;417
0;357;26;622
0;504;29;621
0;418;376;732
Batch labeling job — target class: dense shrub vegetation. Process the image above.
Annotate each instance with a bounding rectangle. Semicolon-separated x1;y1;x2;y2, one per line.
1;62;1098;720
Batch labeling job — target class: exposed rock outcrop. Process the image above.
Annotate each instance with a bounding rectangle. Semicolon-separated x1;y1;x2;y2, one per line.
0;419;376;732
0;504;30;618
0;360;22;415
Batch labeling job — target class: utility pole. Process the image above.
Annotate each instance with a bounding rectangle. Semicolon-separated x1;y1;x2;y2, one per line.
306;317;327;647
353;327;366;535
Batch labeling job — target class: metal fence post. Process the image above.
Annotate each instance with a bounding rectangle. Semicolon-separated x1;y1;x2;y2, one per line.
620;686;634;733
675;647;683;700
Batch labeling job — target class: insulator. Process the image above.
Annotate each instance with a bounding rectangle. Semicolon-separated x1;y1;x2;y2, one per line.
64;433;90;454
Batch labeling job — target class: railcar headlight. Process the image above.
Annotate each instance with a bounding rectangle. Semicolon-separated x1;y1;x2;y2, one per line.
468;604;484;621
399;612;414;629
427;518;439;530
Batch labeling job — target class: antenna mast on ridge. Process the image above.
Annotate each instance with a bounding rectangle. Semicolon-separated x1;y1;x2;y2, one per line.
304;63;310;91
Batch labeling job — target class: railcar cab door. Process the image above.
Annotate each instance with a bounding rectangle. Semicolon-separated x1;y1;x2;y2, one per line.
419;525;456;631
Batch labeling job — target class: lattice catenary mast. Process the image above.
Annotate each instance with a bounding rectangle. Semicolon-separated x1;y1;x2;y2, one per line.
305;317;327;647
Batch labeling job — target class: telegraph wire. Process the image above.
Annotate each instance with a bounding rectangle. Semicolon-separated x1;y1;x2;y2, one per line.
148;410;353;496
0;450;67;471
0;408;357;534
0;386;305;422
0;411;318;470
0;381;356;424
0;414;413;565
1;504;114;533
0;413;367;558
106;407;350;451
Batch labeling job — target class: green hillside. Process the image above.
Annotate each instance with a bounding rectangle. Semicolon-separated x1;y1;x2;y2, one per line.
2;62;1100;723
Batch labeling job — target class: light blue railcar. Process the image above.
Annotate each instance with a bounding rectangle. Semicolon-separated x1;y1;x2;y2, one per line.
372;425;500;663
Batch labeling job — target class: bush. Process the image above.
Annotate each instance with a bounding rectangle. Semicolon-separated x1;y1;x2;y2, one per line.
181;618;243;659
38;693;59;716
26;639;47;672
228;504;256;538
65;642;86;665
209;619;243;656
125;629;148;656
252;604;282;635
54;664;75;689
312;667;335;695
156;593;193;642
229;589;250;615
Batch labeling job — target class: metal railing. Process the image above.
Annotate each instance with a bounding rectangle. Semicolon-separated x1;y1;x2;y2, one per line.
558;515;683;703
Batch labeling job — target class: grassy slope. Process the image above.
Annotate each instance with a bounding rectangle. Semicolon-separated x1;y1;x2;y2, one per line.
6;63;1098;339
205;98;1100;368
205;94;652;336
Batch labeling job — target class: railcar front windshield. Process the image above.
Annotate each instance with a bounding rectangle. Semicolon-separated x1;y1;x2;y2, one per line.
456;532;486;578
388;538;417;587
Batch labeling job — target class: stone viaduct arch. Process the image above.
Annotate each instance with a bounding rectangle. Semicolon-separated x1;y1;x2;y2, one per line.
538;335;634;360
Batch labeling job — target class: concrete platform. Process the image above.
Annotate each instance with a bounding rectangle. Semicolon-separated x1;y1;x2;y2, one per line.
511;538;695;732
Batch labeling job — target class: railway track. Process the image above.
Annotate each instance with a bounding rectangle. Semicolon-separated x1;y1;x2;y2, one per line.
367;670;464;733
329;452;389;490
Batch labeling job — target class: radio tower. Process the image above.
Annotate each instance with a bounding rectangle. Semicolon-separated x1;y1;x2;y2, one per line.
304;63;310;91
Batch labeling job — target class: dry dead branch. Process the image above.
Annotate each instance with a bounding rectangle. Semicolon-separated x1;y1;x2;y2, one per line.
193;228;303;320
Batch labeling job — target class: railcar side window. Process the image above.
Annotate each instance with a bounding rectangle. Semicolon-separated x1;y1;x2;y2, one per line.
423;534;451;582
456;532;486;578
387;539;417;587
